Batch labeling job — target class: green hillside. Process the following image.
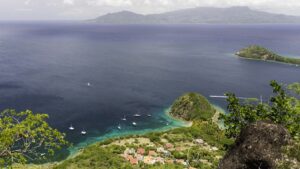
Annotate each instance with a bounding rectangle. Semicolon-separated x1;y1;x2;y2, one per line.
236;45;300;65
169;93;216;121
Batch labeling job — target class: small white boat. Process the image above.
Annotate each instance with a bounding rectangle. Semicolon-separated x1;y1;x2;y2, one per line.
117;124;121;130
87;82;91;87
121;115;127;121
166;122;169;126
132;122;137;126
69;124;75;131
81;129;87;135
133;114;141;117
147;114;152;117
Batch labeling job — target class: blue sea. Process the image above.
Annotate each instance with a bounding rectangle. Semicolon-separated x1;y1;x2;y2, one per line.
0;22;299;158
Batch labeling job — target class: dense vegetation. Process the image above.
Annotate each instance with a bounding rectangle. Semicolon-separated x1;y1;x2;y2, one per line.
220;81;300;168
169;93;216;121
7;81;300;169
54;145;132;169
0;110;68;167
236;45;300;65
54;82;300;168
220;80;300;139
54;92;231;169
288;82;300;95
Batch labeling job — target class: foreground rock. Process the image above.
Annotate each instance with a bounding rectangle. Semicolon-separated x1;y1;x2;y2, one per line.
218;121;290;169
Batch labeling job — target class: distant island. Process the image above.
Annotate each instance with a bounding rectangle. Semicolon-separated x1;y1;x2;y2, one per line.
91;6;300;24
236;45;300;65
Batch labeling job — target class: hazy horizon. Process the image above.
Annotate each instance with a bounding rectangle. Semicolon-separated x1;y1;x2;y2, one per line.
1;0;300;20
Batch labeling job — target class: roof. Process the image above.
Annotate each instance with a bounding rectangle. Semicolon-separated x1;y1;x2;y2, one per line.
165;143;174;149
143;156;155;165
137;148;145;155
148;150;157;156
129;157;138;165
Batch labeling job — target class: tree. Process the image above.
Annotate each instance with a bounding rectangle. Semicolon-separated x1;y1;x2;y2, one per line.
287;82;300;95
220;80;300;139
0;109;68;167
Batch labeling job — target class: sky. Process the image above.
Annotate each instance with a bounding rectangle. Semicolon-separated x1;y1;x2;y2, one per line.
1;0;300;20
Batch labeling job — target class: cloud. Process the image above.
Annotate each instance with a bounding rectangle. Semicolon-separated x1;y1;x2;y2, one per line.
16;8;33;12
88;0;133;7
24;0;31;5
1;0;300;20
63;0;74;5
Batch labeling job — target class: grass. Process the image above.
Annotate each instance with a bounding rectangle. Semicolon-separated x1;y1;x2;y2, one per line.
53;145;132;169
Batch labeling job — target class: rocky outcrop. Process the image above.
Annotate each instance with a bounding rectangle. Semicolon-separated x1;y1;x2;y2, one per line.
218;121;291;169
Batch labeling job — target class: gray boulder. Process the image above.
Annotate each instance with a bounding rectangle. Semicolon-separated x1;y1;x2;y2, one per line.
218;121;290;169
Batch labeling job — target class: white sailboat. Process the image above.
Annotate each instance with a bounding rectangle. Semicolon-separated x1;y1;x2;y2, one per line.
121;115;127;121
132;122;137;126
81;129;87;135
117;124;121;130
133;113;141;117
69;124;75;131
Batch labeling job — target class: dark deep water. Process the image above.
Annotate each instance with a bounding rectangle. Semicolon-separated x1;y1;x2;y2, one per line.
0;22;299;155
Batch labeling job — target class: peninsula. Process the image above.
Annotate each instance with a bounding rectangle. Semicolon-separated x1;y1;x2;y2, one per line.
13;89;300;169
50;93;231;169
236;45;300;65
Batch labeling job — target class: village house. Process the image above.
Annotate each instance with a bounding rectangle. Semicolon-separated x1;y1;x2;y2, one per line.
211;146;219;151
143;156;156;165
165;143;174;149
136;154;144;161
176;159;187;166
124;155;138;165
195;138;204;144
165;159;174;164
155;157;165;164
175;147;184;151
137;148;145;155
124;148;135;155
148;150;157;156
156;147;165;153
121;144;191;167
157;147;169;155
130;157;138;165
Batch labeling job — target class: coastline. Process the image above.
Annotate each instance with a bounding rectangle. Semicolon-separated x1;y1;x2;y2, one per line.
68;104;224;158
19;104;227;168
164;107;193;127
212;104;226;128
66;107;192;158
235;54;300;67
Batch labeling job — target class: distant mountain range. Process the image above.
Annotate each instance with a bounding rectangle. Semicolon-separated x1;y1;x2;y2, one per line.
91;6;300;24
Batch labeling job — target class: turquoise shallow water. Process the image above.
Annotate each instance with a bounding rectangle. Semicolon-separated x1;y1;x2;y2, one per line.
68;108;190;156
68;104;227;157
